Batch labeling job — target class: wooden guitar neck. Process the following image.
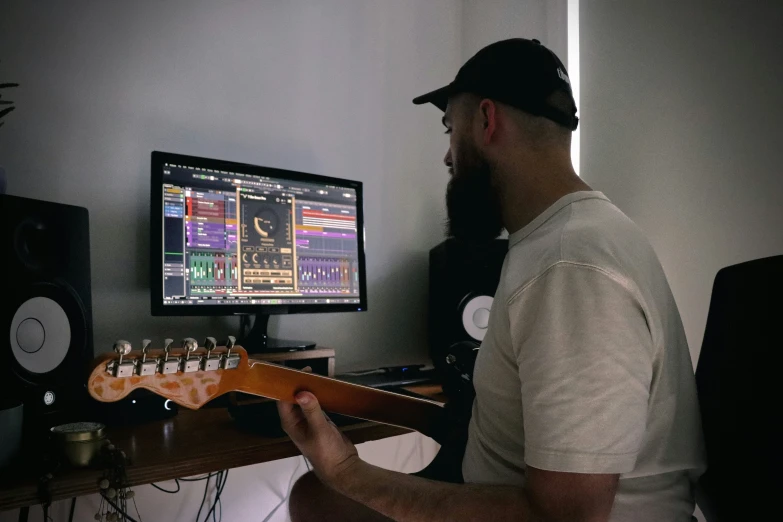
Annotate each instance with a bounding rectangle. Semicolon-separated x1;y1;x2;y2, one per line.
87;339;445;440
238;360;444;438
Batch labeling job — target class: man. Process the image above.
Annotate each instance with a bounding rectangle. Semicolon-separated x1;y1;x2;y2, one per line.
279;38;705;522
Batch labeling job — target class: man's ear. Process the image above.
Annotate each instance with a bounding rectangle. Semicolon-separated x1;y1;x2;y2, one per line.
478;99;498;145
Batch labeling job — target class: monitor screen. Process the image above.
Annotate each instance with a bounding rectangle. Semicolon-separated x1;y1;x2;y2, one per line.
150;151;367;316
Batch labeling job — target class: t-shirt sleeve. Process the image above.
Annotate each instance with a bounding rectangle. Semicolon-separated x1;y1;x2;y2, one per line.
510;261;653;474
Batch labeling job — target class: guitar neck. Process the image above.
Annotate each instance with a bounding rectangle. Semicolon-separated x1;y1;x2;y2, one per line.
87;342;446;441
237;361;445;439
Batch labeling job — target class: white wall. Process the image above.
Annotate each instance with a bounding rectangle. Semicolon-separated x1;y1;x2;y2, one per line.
0;4;455;520
462;0;569;66
459;0;570;241
580;0;783;366
0;0;462;371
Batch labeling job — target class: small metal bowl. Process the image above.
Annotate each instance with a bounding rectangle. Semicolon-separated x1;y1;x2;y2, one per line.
50;422;107;467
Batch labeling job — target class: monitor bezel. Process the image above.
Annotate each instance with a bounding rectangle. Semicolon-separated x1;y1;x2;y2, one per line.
150;150;368;317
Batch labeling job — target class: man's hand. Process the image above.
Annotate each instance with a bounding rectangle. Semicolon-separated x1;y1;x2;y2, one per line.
277;390;360;485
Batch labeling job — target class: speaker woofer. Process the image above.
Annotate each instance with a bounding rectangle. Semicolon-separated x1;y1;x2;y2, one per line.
459;294;494;342
8;282;87;382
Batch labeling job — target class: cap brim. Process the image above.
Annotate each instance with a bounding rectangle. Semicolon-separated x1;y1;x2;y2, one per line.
412;83;454;112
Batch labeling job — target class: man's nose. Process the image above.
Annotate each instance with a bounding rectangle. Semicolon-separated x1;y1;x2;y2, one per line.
443;149;453;168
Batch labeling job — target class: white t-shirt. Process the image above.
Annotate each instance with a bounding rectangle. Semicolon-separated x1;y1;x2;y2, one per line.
462;191;706;522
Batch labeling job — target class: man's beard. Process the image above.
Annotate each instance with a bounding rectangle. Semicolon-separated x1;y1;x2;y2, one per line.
445;141;504;244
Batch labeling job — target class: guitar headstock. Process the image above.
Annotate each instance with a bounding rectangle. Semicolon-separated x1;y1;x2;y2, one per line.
87;336;251;409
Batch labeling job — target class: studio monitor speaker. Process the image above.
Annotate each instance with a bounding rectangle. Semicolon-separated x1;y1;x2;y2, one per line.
1;195;94;430
429;238;507;398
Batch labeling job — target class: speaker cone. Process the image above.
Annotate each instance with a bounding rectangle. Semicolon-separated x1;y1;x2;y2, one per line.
8;282;87;383
459;294;494;342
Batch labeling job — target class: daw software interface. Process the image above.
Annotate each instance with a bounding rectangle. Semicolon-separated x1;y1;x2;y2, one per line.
160;161;362;307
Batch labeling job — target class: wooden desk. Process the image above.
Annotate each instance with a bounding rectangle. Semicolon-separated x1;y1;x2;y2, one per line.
0;383;441;512
0;408;410;511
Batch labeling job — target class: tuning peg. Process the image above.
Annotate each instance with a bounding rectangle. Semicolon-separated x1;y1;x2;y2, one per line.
181;338;198;357
161;338;179;375
181;338;200;373
163;338;174;360
112;340;135;378
204;337;217;357
113;340;131;365
221;336;240;370
201;337;220;371
137;339;157;376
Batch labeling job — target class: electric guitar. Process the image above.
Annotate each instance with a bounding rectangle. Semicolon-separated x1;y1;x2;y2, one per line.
87;336;447;441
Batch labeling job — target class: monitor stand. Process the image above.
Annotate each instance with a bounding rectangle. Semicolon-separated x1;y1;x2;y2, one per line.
239;314;316;353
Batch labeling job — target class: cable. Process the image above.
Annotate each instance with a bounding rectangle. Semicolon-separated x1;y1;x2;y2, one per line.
100;494;139;522
132;496;143;522
68;497;76;522
203;470;229;522
206;471;221;522
213;471;223;522
216;470;229;522
151;479;181;494
218;470;228;522
262;458;306;522
217;470;227;522
261;496;286;522
195;474;212;522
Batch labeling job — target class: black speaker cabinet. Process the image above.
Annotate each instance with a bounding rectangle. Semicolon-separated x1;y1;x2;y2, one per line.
429;238;507;398
1;195;94;431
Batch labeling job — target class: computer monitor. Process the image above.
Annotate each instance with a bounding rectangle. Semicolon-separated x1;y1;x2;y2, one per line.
150;151;367;349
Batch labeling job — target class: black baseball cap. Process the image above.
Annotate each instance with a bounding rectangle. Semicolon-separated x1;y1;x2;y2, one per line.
412;38;578;131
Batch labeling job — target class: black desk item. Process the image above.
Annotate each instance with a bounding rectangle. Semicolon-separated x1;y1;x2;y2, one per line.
337;367;436;389
429;239;507;399
149;151;368;354
1;195;94;440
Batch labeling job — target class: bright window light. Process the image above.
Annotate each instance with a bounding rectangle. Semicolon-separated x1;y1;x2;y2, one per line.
568;0;580;176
